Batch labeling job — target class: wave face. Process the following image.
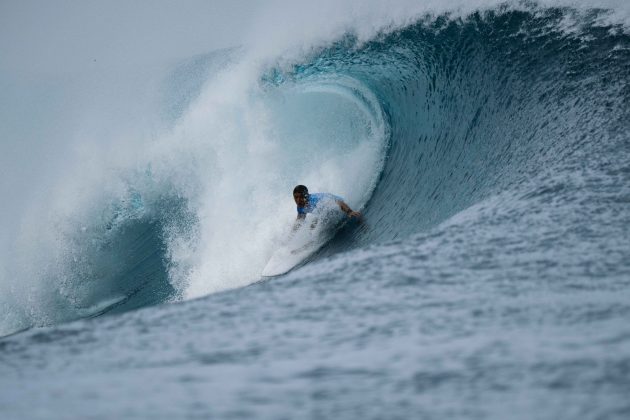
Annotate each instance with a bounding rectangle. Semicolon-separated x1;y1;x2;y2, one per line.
1;5;629;336
307;8;630;253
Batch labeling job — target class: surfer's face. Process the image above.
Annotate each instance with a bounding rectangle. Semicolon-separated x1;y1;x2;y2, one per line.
293;192;308;208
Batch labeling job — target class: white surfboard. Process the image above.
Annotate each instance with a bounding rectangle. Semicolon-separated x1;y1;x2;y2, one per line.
262;211;344;277
261;240;319;277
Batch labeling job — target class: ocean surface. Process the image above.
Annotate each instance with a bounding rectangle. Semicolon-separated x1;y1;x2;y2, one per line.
1;1;630;418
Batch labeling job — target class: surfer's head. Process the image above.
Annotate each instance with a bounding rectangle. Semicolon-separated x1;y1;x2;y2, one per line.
293;185;309;207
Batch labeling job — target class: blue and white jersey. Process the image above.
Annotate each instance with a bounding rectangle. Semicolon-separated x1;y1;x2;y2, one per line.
297;193;342;215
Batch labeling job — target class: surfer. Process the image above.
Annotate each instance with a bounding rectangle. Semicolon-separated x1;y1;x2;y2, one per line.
262;185;359;277
293;185;361;221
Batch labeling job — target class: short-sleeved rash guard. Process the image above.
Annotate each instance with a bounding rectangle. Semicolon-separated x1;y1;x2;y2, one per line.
297;193;342;215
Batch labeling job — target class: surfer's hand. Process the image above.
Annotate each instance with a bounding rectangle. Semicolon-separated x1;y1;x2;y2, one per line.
347;211;362;219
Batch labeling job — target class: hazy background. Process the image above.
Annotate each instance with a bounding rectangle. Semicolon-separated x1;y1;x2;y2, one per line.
0;0;256;224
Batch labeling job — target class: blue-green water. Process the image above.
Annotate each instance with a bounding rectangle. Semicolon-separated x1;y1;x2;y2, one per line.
1;5;630;419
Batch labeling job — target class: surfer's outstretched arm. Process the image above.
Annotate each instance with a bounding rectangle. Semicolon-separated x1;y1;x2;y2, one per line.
336;200;362;219
292;213;306;231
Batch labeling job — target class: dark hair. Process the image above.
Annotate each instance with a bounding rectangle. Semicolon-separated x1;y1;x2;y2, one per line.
293;185;308;195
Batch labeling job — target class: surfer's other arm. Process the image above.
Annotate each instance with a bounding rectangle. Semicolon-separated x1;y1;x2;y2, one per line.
291;213;306;231
336;199;361;219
